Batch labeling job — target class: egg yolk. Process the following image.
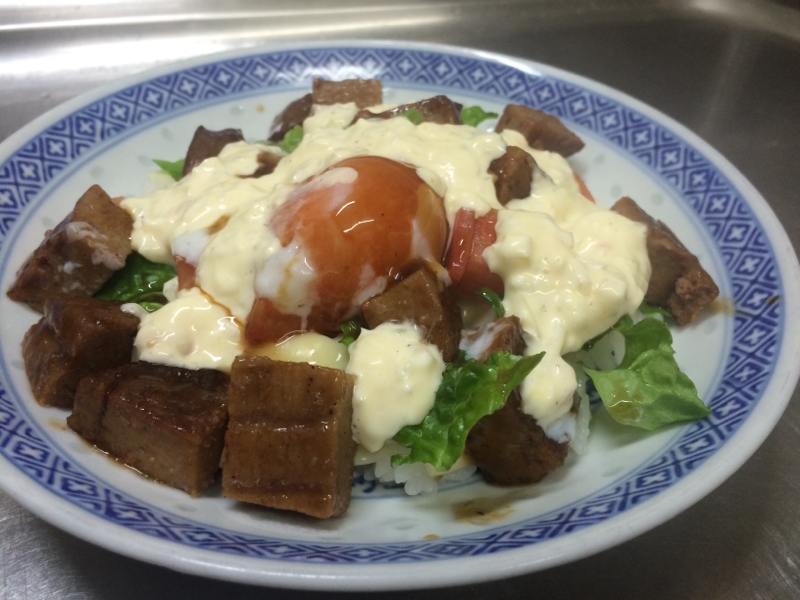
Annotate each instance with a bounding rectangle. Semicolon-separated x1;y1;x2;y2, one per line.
246;156;448;342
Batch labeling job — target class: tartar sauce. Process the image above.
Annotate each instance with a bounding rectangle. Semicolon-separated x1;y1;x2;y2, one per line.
486;131;650;427
345;322;445;452
121;101;650;442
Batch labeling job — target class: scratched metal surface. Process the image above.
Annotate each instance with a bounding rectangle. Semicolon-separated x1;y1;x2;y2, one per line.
1;1;799;598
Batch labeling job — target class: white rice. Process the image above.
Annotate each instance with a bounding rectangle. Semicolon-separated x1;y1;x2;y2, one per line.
355;440;477;495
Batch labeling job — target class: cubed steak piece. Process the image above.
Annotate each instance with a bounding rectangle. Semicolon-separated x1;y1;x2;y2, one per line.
361;267;462;362
182;126;244;177
312;78;383;109
467;392;569;485
22;294;139;407
268;93;312;142
221;357;356;519
68;362;229;496
460;315;526;360
7;185;132;312
495;104;584;157
612;196;719;325
354;95;463;125
463;317;569;485
489;146;536;205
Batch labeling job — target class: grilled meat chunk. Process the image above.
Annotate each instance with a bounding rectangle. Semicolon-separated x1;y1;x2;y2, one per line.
7;185;132;312
221;357;356;519
612;196;719;325
268;93;313;142
495;104;584;157
489;146;536;205
312;78;382;109
182;126;244;177
354;95;462;125
68;362;229;496
466;392;569;485
22;294;139;407
463;317;569;484
361;267;462;362
460;315;526;360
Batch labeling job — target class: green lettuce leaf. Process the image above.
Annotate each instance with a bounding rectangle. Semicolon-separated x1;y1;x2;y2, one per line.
95;252;177;312
477;287;505;317
392;350;543;471
280;125;304;153
402;108;425;125
584;316;710;430
153;158;184;181
460;105;499;127
339;320;362;347
638;301;672;318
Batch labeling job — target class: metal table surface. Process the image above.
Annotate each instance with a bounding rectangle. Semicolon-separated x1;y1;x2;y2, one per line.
1;1;799;598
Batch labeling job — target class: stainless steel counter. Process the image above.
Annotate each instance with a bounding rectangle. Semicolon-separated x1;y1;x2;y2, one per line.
1;1;799;598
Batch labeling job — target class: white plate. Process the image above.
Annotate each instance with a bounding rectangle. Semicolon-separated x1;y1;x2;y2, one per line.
0;41;798;591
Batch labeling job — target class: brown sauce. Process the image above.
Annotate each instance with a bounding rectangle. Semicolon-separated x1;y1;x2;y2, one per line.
48;418;68;431
710;296;736;316
208;215;230;235
452;496;515;525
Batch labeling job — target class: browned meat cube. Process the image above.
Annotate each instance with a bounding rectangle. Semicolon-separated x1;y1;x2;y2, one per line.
361;267;462;362
489;146;536;205
460;316;525;361
466;391;569;485
182;126;244;177
495;104;584;157
268;93;312;142
354;95;462;125
463;317;568;484
68;362;229;497
7;185;132;312
221;357;356;519
22;294;139;407
612;196;719;325
312;78;382;109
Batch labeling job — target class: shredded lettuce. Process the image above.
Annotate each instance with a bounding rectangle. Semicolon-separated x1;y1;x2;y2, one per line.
95;252;177;312
584;315;710;430
339;320;362;347
280;125;304;153
460;105;499;127
477;287;505;317
392;350;543;471
152;158;184;181
402;108;425;125
638;301;672;318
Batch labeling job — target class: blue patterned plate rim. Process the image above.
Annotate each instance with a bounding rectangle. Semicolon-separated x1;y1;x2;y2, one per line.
0;40;799;591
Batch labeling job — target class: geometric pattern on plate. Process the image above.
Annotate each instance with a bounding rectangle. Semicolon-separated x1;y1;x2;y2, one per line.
0;46;781;563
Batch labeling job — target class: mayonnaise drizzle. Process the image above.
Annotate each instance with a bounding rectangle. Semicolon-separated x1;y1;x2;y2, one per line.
134;287;242;371
485;131;650;427
122;109;507;325
123;104;650;437
346;322;445;452
251;331;349;370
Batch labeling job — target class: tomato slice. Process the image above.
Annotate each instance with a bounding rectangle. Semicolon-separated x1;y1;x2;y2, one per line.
444;208;504;296
175;256;196;290
246;297;304;343
574;172;595;202
444;208;475;284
